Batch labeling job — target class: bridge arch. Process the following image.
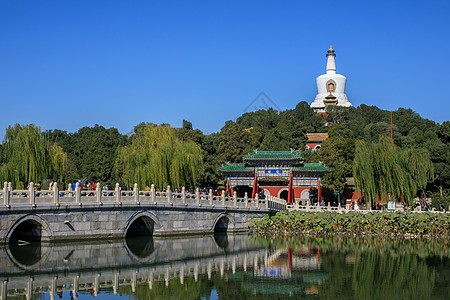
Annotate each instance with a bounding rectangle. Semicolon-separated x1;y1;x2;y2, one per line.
212;213;235;233
124;211;161;238
6;214;53;244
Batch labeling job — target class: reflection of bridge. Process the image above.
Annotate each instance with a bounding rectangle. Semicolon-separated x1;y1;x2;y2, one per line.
0;182;286;243
257;247;322;280
0;235;270;300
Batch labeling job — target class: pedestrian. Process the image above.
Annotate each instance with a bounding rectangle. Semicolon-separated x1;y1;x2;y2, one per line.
49;180;54;191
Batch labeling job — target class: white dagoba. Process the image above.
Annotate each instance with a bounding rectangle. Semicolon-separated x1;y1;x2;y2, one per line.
310;46;352;112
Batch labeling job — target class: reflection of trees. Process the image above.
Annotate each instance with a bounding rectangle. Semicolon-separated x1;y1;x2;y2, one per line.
318;253;354;300
114;235;448;300
352;251;435;300
118;275;213;300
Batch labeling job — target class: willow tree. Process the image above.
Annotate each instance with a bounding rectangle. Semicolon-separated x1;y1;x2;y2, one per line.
353;135;433;206
0;124;67;188
115;124;204;190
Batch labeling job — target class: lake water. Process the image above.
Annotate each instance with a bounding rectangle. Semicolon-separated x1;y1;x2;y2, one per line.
0;234;448;299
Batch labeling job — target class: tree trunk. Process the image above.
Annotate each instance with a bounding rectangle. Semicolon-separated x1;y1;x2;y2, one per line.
419;190;427;211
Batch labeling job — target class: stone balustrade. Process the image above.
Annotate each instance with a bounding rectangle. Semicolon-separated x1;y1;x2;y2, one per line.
1;181;286;212
287;200;449;214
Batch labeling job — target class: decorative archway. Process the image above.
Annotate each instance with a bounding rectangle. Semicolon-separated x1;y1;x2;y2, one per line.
301;189;310;200
278;188;289;201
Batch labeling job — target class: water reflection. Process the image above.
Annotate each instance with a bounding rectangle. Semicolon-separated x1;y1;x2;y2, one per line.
0;235;448;299
213;233;229;250
125;236;155;258
7;242;41;267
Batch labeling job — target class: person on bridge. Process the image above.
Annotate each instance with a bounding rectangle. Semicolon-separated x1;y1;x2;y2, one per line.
48;180;55;191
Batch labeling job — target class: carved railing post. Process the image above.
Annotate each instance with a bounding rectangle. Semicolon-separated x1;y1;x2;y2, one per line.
3;182;9;207
132;271;137;293
221;190;226;205
180;265;185;285
255;193;259;208
195;187;200;204
29;182;35;206
233;192;237;206
7;182;11;207
75;182;81;205
182;186;186;203
96;182;101;204
167;185;172;202
148;270;154;290
53;182;59;206
209;189;213;205
73;275;79;297
151;184;156;202
1;279;8;300
244;192;248;207
134;183;139;204
50;277;57;300
113;273;119;294
115;183;121;204
266;195;269;209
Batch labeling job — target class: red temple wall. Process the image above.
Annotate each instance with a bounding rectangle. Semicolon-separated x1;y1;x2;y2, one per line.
259;186;311;199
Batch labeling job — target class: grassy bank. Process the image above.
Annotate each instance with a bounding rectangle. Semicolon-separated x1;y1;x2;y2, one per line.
250;211;450;237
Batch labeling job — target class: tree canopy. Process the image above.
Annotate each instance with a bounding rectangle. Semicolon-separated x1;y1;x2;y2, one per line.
0;124;67;188
353;136;434;205
115;124;204;190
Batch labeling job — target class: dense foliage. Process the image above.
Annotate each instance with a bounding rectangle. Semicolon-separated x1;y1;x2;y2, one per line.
0;102;448;203
251;211;450;236
115;124;204;190
0;124;67;188
353;135;434;205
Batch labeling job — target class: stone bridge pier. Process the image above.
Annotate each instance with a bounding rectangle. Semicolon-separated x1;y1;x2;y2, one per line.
0;183;286;243
0;204;266;244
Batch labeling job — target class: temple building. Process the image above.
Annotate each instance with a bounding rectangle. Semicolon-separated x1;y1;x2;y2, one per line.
310;46;352;113
305;133;328;151
217;150;330;203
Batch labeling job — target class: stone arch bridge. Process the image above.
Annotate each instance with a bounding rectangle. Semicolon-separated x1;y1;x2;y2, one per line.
0;182;286;244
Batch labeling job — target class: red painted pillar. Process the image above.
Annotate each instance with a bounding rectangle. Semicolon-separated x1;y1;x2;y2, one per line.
318;178;322;204
287;247;293;272
287;173;293;203
251;173;258;198
318;249;321;265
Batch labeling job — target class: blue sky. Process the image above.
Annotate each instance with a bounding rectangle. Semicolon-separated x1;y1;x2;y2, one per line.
1;0;449;138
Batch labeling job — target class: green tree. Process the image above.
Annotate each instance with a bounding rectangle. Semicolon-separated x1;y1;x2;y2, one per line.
218;122;252;163
353;136;434;206
319;125;356;193
0;124;67;188
115;124;204;190
45;125;128;183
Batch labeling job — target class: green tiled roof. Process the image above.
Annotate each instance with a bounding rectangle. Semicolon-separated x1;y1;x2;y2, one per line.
243;150;304;161
293;163;331;172
217;163;254;172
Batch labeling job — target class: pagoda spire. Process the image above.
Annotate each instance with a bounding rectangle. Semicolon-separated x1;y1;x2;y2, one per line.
326;45;336;74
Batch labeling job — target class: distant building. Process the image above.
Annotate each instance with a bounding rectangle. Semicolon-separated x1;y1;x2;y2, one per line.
305;133;328;151
217;150;330;203
310;46;352;113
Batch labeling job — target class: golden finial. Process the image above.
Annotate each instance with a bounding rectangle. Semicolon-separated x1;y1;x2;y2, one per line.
329;45;333;51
